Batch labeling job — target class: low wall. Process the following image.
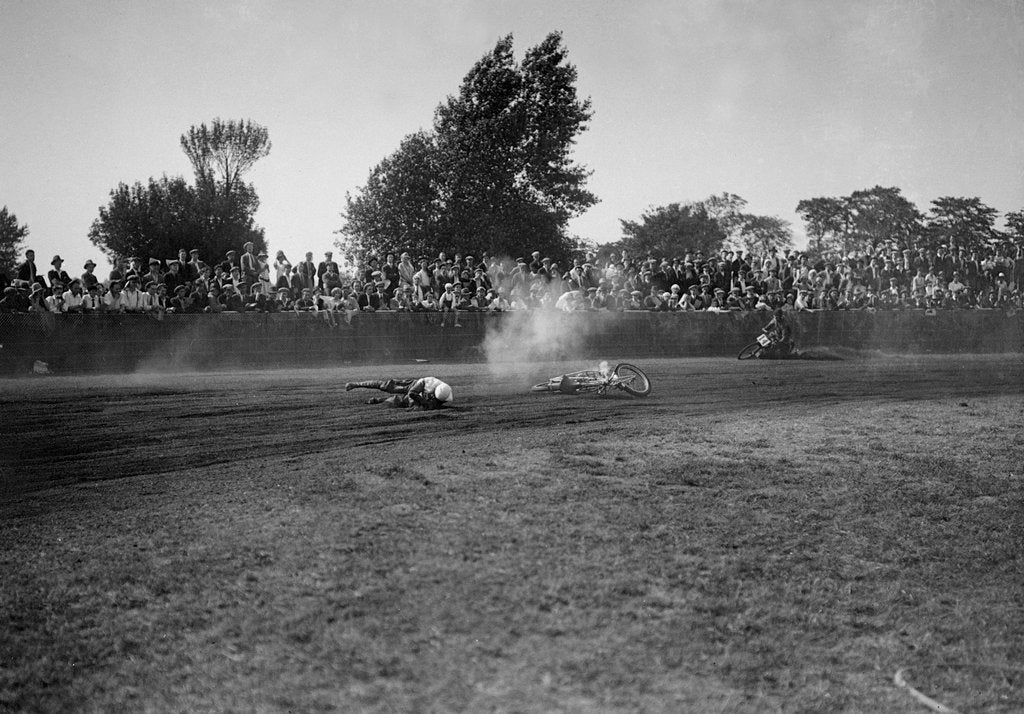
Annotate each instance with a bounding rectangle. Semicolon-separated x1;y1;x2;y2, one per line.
0;309;1021;374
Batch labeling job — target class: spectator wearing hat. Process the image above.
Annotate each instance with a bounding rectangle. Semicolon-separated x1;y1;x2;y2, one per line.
81;260;100;290
397;252;416;290
124;256;146;285
168;284;193;313
43;280;65;313
162;260;184;295
142;281;165;315
239;241;258;289
316;251;338;289
295;252;316;292
321;263;344;294
437;282;460;326
218;249;239;276
121;276;146;312
27;282;47;311
381;253;400;289
204;283;225;313
273;287;293;311
61;280;87;313
47;256;72;293
256;251;272;294
221;282;245;312
412;258;434;301
0;285;26;312
186;249;206;282
107;257;126;287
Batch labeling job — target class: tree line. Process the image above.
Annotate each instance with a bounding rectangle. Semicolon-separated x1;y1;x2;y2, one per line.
2;32;1023;282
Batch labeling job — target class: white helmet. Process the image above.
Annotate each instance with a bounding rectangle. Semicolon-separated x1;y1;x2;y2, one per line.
433;383;453;403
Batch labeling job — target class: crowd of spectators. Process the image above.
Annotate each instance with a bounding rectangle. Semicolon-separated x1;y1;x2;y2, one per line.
2;239;1021;318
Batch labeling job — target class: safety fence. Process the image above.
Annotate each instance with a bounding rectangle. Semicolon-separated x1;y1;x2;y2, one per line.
0;309;1021;374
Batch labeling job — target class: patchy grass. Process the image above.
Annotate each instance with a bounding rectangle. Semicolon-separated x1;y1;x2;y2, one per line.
1;358;1023;711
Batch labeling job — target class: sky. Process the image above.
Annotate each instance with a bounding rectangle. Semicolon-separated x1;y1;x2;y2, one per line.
2;0;1022;274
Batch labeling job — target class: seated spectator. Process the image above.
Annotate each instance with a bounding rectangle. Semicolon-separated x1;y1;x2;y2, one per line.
725;286;744;310
293;288;316;312
367;282;390;311
391;286;415;311
168;284;197;313
104;281;127;313
44;281;65;313
83;283;105;313
708;288;729;311
62;280;87;313
205;284;226;313
142;281;166;315
275;287;294;311
0;286;25;312
121;276;146;312
27;283;47;311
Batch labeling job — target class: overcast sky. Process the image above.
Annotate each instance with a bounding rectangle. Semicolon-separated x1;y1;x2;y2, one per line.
2;0;1022;273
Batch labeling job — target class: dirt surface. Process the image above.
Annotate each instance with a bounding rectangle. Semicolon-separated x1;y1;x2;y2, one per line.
5;354;1022;496
2;354;1023;711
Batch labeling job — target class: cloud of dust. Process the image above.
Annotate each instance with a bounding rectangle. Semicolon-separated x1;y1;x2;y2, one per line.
482;308;601;379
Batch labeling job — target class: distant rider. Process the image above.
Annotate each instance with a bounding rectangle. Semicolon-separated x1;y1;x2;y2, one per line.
344;376;453;409
760;308;795;358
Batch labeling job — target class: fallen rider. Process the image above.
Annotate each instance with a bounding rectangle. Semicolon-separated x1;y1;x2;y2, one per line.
344;376;453;409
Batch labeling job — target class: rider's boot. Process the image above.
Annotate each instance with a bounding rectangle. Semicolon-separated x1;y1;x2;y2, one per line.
346;380;386;391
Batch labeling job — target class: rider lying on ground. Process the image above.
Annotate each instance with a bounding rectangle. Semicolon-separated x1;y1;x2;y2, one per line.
344;376;453;409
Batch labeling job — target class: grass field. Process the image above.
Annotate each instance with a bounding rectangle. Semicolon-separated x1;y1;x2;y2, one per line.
2;355;1023;712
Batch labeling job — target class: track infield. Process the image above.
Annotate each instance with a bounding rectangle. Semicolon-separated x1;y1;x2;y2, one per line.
2;355;1023;712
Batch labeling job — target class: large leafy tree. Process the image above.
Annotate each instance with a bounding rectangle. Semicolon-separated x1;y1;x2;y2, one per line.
795;196;849;256
924;196;999;252
340;32;597;263
0;206;29;278
1004;209;1024;247
735;215;793;256
618;202;727;258
89;121;269;263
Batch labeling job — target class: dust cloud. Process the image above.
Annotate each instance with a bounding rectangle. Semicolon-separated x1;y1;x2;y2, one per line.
481;309;600;379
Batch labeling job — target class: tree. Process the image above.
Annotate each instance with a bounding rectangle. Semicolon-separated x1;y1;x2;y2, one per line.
699;192;748;248
340;32;597;263
0;206;29;278
735;214;793;256
795;196;848;256
846;186;923;252
924;196;999;252
1004;209;1024;247
89;176;265;263
618;202;727;258
180;119;271;197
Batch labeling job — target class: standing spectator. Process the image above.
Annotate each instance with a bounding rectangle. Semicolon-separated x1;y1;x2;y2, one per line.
186;249;206;282
162;261;184;295
398;252;416;289
413;258;434;300
382;253;400;289
240;242;259;290
219;249;239;276
256;252;272;295
143;259;163;288
317;251;339;289
17;249;43;289
124;256;146;283
296;252;317;292
47;256;72;291
107;257;126;287
81;260;100;290
273;251;292;289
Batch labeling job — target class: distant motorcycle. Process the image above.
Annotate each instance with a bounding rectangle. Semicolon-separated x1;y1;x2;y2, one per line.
531;362;652;397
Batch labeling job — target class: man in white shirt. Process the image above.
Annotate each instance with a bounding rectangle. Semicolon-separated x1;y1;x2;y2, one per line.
61;280;87;313
120;276;146;312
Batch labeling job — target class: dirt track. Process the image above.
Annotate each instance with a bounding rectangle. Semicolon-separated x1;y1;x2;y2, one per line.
3;354;1023;711
4;354;1023;496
